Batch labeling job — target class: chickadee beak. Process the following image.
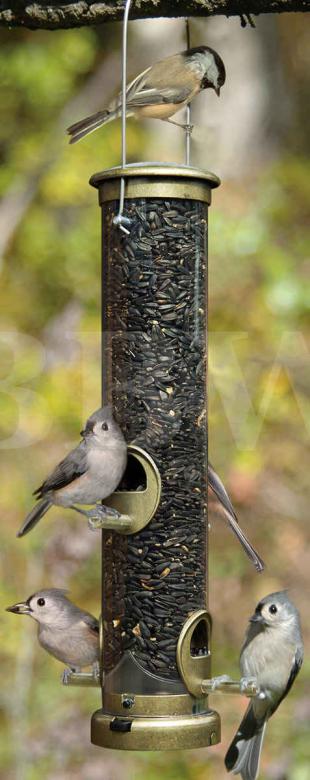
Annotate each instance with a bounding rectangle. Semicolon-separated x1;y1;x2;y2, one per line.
80;430;86;438
6;601;31;615
214;86;221;97
249;612;264;624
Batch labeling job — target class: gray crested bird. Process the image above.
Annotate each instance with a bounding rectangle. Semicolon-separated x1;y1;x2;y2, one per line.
208;464;264;573
6;589;99;672
17;406;127;538
67;45;226;144
225;591;303;780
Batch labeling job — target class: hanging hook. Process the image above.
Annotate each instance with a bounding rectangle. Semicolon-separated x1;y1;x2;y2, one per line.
113;0;133;235
185;19;192;167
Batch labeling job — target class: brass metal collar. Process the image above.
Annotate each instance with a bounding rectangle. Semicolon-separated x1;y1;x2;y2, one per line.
90;162;220;205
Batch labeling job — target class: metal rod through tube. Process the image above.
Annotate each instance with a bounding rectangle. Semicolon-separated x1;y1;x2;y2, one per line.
113;0;133;234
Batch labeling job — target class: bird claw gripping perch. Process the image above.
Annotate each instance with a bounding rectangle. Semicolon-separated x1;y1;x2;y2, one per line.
209;674;234;691
62;667;75;685
87;504;133;532
166;118;194;133
240;676;259;695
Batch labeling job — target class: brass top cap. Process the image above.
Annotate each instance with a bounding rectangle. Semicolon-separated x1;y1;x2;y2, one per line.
89;162;220;190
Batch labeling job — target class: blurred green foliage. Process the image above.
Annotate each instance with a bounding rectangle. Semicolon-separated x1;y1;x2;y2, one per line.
0;16;309;780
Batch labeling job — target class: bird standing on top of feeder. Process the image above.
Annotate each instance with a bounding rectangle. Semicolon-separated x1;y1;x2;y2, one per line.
17;406;127;538
6;589;99;677
225;591;303;780
208;464;265;573
67;46;226;144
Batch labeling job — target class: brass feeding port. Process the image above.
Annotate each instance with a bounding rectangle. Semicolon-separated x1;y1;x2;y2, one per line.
93;608;219;750
87;164;222;749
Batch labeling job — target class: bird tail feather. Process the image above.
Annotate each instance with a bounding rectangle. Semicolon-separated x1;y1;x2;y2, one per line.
67;109;113;144
17;498;52;538
208;464;265;573
225;703;266;780
223;512;265;574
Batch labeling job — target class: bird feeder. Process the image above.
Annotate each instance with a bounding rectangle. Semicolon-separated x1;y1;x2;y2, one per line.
88;162;221;750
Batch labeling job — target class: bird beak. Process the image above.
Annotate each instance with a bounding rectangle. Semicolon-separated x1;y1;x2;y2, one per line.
6;601;31;615
214;86;220;97
80;430;86;438
249;612;264;624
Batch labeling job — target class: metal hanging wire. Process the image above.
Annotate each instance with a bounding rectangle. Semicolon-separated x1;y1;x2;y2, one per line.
113;4;192;231
185;19;192;167
112;0;133;235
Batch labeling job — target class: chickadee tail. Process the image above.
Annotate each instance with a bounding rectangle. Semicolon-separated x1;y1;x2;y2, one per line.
16;498;52;538
67;109;115;144
208;464;265;573
225;703;267;780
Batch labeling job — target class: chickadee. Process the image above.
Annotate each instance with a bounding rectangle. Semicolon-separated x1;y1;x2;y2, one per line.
6;589;99;672
208;464;264;573
225;591;303;780
67;46;226;144
17;406;127;538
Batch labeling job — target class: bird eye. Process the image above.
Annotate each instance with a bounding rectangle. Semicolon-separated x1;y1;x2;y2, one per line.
269;604;277;614
37;598;45;607
101;422;108;431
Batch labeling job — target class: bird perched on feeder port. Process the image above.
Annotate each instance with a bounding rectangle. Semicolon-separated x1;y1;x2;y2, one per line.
17;406;127;538
6;589;99;677
208;464;264;573
225;591;303;780
66;46;226;144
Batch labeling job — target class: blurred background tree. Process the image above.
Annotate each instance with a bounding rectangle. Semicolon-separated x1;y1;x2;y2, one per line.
0;10;309;780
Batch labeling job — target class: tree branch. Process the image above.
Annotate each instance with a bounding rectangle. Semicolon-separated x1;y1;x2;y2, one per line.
0;0;309;31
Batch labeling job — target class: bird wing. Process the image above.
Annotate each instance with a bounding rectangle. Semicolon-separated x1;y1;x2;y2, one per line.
128;83;193;108
127;83;193;108
81;613;99;635
108;55;197;115
272;646;303;714
125;65;153;101
119;60;194;108
107;65;152;111
34;442;88;497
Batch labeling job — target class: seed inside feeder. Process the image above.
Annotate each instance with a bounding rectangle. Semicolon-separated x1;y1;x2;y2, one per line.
101;195;208;681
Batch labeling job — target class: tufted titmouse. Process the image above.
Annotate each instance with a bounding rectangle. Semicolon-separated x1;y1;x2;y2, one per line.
67;46;226;144
6;589;99;672
225;591;303;780
208;464;264;573
17;406;127;538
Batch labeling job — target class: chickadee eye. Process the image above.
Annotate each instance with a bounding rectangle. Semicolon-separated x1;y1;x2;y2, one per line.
37;598;45;607
101;422;108;431
269;604;277;614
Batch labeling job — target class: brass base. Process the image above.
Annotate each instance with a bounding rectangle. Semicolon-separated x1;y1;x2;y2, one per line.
91;708;220;751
